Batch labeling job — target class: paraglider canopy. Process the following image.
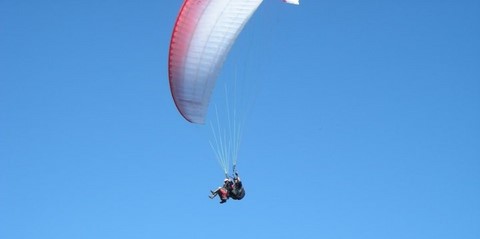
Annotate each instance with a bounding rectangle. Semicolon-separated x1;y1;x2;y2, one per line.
283;0;300;5
168;0;264;124
168;0;300;124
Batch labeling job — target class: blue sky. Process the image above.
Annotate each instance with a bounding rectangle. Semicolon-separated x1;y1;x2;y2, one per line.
1;0;479;238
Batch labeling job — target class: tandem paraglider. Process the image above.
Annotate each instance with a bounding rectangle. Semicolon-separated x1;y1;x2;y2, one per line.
168;0;299;204
209;171;245;204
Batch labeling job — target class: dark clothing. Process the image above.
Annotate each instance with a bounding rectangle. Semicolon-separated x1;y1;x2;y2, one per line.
230;180;245;200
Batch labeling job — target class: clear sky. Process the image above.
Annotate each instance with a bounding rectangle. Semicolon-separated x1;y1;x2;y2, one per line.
1;1;479;238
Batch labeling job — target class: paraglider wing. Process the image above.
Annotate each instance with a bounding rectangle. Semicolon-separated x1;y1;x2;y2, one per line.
283;0;300;5
168;0;264;124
